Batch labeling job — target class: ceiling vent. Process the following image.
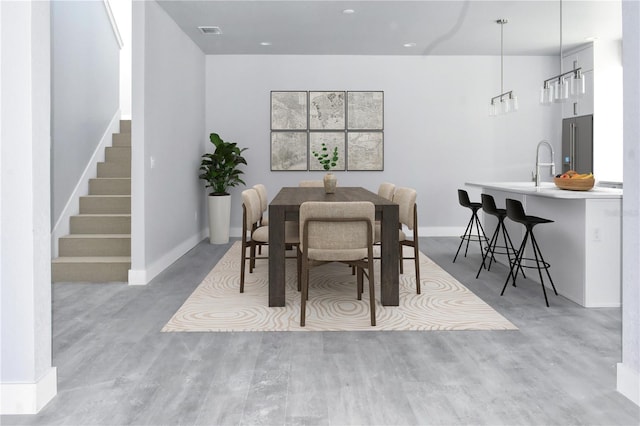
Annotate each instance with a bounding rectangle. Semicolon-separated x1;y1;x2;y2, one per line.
198;26;222;35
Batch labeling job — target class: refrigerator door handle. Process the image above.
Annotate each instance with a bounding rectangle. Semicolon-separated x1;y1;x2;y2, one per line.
570;122;576;171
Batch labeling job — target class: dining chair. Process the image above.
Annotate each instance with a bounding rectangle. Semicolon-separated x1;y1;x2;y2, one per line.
252;184;269;226
240;188;299;293
298;201;376;327
393;187;421;294
377;182;396;201
252;183;269;255
298;180;324;187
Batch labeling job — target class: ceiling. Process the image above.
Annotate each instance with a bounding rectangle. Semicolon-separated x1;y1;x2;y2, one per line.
156;0;622;56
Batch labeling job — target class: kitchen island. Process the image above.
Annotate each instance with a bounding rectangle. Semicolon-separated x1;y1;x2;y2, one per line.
466;181;622;308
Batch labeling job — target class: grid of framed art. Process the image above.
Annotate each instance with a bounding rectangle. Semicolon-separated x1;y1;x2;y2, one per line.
270;91;384;171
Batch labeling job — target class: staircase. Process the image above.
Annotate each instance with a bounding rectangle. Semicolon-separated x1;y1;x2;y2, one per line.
52;120;131;282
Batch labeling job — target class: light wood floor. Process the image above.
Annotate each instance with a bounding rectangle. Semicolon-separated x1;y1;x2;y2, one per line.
3;237;639;425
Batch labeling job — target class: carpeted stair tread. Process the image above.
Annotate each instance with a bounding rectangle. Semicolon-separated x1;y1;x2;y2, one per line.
52;256;131;263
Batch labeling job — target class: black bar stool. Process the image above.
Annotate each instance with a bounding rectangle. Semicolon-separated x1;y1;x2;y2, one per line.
501;198;558;307
453;189;488;263
475;194;523;279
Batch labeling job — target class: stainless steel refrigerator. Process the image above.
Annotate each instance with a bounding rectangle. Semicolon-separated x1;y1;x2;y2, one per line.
562;114;593;174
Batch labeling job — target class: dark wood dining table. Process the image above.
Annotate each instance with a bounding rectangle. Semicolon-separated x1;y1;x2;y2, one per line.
268;186;399;307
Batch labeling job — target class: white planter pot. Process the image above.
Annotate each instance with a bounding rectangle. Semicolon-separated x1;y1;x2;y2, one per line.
208;194;231;244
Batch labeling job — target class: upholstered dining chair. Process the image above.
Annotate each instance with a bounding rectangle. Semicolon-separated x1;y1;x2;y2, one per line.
252;183;269;255
252;184;269;226
377;182;396;201
298;201;376;327
240;188;299;293
298;180;324;187
393;187;421;294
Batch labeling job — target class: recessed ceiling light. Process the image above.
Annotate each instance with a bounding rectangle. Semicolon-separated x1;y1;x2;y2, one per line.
342;9;355;14
198;26;222;35
403;42;416;48
260;42;272;46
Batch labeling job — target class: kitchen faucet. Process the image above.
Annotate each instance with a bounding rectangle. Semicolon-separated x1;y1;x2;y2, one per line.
535;140;556;188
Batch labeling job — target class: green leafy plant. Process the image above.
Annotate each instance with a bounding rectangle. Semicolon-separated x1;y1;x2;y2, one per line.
312;143;339;171
199;133;248;196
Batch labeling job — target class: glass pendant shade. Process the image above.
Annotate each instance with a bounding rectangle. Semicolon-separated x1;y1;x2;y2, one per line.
500;99;509;114
540;85;552;105
509;95;519;112
489;102;497;116
561;78;570;100
553;80;562;102
572;73;586;97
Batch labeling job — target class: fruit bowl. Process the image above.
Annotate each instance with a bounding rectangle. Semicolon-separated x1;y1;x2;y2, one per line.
554;177;595;191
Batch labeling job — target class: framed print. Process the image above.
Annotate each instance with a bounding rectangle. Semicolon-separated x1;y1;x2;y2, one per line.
347;91;384;130
309;132;346;171
309;91;346;130
270;132;308;171
271;91;308;130
347;132;384;171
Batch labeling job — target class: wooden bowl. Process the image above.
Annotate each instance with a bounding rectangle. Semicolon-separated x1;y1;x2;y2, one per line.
554;177;595;191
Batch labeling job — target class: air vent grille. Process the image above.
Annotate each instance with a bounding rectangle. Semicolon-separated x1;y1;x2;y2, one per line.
198;26;222;35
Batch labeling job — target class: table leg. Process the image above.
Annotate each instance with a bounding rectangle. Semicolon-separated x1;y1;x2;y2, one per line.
268;205;286;307
380;205;399;306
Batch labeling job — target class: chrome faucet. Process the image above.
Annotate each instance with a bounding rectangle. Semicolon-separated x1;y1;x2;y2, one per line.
535;140;556;188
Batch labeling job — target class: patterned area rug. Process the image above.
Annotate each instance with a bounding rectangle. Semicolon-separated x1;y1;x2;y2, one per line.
162;242;516;332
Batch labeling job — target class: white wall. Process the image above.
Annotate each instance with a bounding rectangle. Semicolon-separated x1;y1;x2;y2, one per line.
109;0;132;119
130;0;205;284
619;0;640;407
0;0;57;414
206;55;560;235
51;0;120;225
593;39;623;183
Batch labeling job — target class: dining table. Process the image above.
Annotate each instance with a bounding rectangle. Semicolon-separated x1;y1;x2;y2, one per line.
268;186;400;307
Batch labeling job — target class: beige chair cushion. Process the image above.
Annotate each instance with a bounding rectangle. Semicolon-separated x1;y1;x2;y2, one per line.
377;182;395;201
300;201;374;262
242;188;262;227
252;184;269;225
393;187;417;230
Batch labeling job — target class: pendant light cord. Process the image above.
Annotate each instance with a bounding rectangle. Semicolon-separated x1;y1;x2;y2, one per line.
560;0;563;74
500;20;504;94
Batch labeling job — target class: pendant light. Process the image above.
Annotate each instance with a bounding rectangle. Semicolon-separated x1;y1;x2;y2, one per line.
540;0;586;105
489;19;518;116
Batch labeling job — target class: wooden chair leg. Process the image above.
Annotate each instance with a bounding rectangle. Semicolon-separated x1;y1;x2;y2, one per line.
240;240;247;293
413;240;421;294
368;262;376;326
300;258;308;326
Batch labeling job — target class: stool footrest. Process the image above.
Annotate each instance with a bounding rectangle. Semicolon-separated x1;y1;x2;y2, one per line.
510;256;551;270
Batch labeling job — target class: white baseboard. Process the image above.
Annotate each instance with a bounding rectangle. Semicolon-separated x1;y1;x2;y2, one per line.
420;226;465;237
0;367;57;415
51;111;121;258
617;362;640;406
128;269;147;286
128;229;208;286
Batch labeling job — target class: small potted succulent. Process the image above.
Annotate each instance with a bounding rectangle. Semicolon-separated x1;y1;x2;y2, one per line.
312;143;339;193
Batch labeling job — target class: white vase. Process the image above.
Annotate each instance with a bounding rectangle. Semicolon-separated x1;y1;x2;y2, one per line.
208;194;231;244
323;172;337;194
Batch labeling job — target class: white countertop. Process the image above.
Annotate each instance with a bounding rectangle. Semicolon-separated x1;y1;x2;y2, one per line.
466;181;623;199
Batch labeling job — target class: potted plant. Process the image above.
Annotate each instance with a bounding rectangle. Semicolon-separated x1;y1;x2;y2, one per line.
199;133;248;244
312;143;339;193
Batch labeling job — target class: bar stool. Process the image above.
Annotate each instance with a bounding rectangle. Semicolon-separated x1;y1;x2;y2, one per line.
453;189;488;263
501;198;558;307
475;194;523;279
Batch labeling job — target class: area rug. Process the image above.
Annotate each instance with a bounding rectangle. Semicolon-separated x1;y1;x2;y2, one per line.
162;242;516;332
